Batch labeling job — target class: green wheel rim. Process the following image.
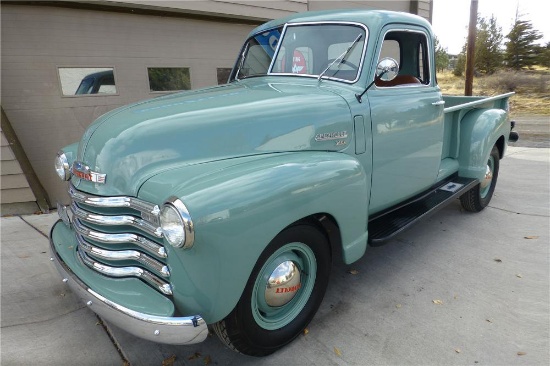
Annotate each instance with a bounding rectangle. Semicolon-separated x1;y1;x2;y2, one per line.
480;155;495;199
251;242;317;330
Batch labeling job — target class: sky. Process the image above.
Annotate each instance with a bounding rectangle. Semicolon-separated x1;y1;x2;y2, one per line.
432;0;550;54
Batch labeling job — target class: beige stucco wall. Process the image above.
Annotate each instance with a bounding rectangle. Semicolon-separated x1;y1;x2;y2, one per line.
106;0;307;21
107;0;431;22
1;1;431;206
1;4;255;204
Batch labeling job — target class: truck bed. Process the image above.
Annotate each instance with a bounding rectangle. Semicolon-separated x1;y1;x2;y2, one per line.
443;92;515;113
440;92;514;160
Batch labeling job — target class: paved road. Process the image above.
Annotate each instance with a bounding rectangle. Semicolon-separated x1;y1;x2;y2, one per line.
511;115;550;148
1;146;549;365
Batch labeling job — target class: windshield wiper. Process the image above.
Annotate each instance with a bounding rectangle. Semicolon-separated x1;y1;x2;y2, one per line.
318;33;363;81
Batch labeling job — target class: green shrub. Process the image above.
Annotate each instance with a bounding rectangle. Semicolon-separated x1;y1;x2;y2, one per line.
481;70;549;93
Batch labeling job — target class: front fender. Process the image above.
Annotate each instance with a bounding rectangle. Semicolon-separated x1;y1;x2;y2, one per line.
138;152;369;323
458;108;508;181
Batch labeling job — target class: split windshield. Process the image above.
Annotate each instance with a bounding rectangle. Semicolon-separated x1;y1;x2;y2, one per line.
233;23;367;83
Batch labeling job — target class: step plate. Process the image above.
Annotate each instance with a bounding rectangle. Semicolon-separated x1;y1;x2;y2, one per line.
368;177;478;246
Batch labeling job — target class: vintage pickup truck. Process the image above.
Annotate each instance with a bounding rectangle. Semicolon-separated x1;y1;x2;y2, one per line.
50;9;518;356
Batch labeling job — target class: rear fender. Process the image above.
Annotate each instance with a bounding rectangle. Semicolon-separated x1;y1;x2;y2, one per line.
458;108;508;181
139;152;369;323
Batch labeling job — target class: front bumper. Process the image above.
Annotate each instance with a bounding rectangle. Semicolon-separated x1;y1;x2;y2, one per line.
49;220;208;345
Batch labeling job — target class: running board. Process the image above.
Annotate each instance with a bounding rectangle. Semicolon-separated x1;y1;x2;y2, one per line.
368;177;478;246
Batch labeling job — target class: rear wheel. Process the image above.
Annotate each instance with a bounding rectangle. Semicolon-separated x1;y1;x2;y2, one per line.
212;224;331;356
460;145;500;212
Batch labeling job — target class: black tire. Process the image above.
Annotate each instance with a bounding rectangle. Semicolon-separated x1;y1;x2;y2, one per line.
212;224;331;356
460;145;500;212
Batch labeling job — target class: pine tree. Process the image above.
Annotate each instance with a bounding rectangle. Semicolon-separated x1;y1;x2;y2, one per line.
453;53;466;76
475;15;503;74
538;42;550;68
434;36;450;73
453;14;503;76
505;9;543;70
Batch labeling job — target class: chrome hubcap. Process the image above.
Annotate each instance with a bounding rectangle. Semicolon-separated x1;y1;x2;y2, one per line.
480;163;493;191
265;260;301;307
252;242;316;330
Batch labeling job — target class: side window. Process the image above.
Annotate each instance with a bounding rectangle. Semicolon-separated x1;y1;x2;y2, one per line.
147;67;191;92
58;67;117;96
241;44;273;77
376;30;430;87
379;40;400;64
217;68;232;85
418;41;429;83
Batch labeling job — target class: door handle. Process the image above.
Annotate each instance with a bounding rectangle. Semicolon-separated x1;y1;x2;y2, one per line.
431;101;445;106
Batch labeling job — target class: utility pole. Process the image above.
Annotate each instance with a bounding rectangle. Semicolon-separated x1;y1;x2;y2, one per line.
465;0;478;96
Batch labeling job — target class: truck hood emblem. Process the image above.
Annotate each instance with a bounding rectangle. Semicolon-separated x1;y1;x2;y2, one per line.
315;131;348;142
72;161;106;184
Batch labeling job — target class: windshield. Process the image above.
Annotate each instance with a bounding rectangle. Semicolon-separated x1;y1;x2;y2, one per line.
232;23;367;83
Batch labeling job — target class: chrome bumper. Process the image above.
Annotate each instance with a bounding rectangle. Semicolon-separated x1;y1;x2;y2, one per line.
49;233;208;345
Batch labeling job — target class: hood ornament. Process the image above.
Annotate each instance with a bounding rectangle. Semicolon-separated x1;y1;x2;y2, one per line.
72;161;106;184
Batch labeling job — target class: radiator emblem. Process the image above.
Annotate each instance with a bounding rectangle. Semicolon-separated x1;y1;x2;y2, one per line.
72;161;106;184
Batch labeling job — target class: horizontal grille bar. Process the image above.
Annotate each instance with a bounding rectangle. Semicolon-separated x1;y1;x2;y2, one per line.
69;183;160;216
67;185;173;298
77;248;172;296
71;202;163;238
73;218;166;259
77;235;170;278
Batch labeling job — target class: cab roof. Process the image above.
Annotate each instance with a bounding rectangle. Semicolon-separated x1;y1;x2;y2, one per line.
249;8;432;37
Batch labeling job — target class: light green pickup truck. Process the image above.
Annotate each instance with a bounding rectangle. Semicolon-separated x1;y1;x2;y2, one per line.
50;9;518;356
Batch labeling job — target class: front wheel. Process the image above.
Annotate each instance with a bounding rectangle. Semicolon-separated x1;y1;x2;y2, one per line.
460;145;500;212
212;224;331;356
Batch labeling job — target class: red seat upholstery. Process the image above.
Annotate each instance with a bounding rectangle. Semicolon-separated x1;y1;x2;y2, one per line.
375;74;421;87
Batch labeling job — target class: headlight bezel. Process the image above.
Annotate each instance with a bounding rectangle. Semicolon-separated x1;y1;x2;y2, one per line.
160;197;195;249
54;151;71;181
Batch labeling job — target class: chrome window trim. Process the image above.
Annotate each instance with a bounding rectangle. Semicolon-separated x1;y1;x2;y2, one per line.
73;218;167;258
77;236;170;278
241;21;369;84
69;183;161;217
234;25;282;82
77;248;172;296
266;23;287;74
373;28;433;89
71;202;163;238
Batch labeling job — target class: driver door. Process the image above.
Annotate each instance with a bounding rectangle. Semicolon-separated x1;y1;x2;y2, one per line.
367;26;445;213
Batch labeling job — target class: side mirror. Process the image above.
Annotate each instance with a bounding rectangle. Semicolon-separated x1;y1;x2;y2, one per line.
355;57;400;103
376;57;399;81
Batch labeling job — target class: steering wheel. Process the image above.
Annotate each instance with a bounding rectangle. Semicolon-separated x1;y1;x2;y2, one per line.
326;59;359;70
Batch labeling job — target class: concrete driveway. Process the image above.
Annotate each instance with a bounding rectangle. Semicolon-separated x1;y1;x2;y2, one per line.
1;146;548;365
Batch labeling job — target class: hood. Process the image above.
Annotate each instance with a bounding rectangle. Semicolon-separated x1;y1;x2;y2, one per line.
73;78;352;196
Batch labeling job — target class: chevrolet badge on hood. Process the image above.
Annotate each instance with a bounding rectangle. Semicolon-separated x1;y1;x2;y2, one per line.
72;161;106;184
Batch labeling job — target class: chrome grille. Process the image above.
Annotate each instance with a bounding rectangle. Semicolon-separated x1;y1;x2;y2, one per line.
66;183;171;296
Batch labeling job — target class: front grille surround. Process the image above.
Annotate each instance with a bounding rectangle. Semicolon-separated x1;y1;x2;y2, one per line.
67;183;172;296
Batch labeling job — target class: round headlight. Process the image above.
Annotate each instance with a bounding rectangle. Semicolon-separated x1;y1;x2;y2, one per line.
54;151;71;181
160;198;194;248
